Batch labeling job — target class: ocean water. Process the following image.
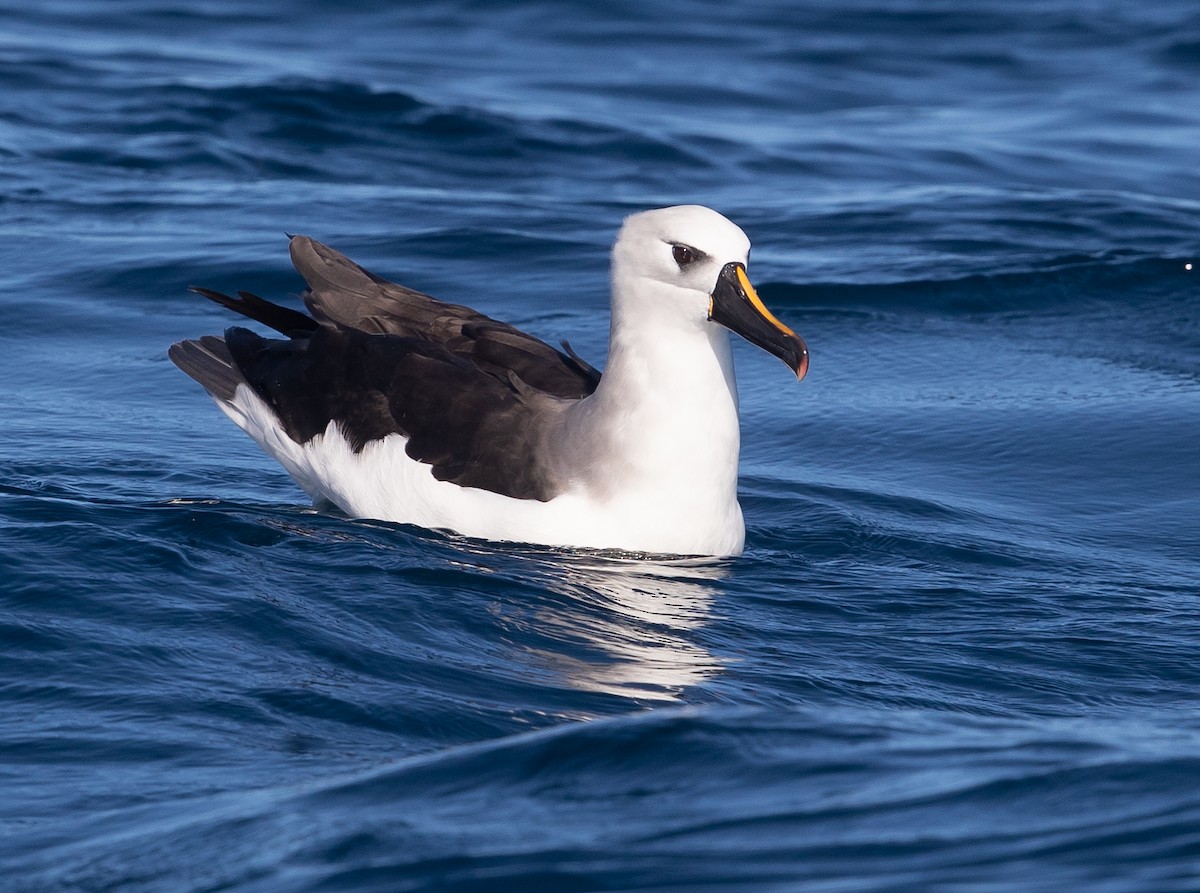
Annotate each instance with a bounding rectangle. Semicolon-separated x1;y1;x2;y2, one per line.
2;1;1199;890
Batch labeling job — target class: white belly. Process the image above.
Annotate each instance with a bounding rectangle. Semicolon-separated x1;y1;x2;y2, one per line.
217;386;745;557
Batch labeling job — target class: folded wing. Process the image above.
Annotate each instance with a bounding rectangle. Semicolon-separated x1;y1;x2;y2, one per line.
169;236;602;501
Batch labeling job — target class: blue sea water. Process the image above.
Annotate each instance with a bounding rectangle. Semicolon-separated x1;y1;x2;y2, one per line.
2;0;1199;889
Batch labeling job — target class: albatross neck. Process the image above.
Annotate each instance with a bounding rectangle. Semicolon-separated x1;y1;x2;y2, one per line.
561;303;743;502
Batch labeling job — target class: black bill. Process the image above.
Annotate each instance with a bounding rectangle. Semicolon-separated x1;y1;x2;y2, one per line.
708;262;808;380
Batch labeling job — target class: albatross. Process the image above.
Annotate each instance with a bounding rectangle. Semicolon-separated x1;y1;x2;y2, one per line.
170;205;808;557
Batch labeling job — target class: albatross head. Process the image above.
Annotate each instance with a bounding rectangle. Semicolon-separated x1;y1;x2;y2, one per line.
611;205;808;380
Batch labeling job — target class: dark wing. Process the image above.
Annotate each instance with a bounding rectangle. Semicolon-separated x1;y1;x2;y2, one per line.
169;235;603;502
168;335;242;402
289;236;601;398
188;286;318;338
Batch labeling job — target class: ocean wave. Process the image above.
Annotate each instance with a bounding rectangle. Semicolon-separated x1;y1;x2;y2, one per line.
8;706;1200;892
13;72;710;184
761;253;1198;314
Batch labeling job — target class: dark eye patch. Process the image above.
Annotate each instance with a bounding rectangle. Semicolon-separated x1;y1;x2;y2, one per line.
672;244;703;267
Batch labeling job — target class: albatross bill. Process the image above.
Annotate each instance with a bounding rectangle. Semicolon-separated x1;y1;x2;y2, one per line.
169;205;807;557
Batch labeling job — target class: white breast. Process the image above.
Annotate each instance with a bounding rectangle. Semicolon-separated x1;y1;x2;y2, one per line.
215;381;746;557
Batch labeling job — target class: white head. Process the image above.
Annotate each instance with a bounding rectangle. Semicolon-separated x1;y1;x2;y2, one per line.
610;205;751;332
609;205;808;378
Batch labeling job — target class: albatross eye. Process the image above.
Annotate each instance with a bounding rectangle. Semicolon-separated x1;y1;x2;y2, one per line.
672;244;698;266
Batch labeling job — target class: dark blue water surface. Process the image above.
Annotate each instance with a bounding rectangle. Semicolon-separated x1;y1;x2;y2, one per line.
3;1;1200;890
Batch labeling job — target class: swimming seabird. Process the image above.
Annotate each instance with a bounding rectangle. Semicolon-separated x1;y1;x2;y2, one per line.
170;205;808;557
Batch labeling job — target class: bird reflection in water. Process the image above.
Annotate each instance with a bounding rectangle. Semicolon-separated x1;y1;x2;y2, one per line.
495;552;729;704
